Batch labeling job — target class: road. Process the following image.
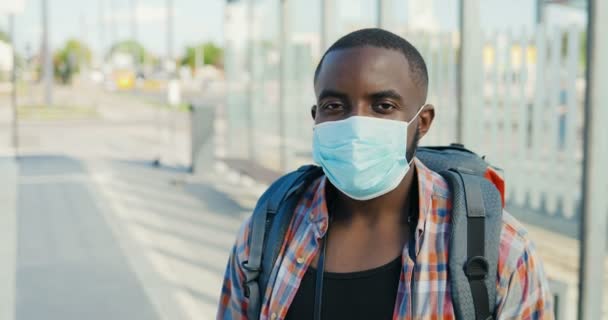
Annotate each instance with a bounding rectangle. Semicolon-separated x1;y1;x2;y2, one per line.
0;82;258;320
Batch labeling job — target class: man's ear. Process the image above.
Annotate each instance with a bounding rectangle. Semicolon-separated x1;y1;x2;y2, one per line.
417;104;435;138
311;105;317;120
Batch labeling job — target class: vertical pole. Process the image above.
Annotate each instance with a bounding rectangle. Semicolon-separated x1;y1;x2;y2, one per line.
535;0;543;25
41;0;53;106
80;13;87;47
109;0;117;47
133;0;140;69
246;0;255;161
9;14;18;157
99;0;105;60
320;0;332;52
166;0;174;73
376;0;382;28
376;0;388;29
457;0;481;147
80;13;87;78
578;0;608;319
131;0;138;42
131;0;138;66
166;0;178;164
278;0;289;172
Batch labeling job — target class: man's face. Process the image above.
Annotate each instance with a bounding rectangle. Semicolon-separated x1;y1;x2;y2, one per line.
312;46;435;157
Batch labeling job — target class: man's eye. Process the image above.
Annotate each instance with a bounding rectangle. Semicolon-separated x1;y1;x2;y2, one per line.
374;103;396;112
323;103;343;111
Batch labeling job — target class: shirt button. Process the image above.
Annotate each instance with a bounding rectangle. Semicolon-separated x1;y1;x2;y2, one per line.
296;257;305;264
271;312;277;320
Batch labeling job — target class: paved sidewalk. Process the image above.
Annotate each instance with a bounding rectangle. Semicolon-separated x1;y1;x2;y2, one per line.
15;156;161;320
4;153;258;320
88;160;256;320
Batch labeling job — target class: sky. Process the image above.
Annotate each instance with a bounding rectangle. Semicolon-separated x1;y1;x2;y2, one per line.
2;0;225;57
0;0;586;58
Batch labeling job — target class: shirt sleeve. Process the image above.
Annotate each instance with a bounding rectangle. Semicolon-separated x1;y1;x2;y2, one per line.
217;218;252;320
495;212;555;320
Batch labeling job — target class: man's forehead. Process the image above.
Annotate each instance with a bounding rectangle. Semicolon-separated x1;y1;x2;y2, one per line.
321;46;410;74
315;46;416;96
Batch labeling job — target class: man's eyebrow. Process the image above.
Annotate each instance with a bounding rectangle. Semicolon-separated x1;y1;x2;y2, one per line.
318;89;349;101
369;90;403;102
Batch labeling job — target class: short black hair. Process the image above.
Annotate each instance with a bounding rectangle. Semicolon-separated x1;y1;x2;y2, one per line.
314;28;429;96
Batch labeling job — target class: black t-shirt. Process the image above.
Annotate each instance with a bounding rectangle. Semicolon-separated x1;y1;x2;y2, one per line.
285;256;402;320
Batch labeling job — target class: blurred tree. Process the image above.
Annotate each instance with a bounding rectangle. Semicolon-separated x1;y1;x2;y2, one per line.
53;39;92;84
180;43;224;70
0;30;9;42
108;40;151;65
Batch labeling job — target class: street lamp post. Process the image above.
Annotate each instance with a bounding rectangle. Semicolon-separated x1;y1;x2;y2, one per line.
9;14;18;156
99;0;105;59
166;0;174;72
166;0;179;165
109;0;117;47
41;0;53;106
131;0;138;43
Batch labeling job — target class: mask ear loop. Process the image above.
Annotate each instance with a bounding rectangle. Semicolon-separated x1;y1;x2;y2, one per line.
406;104;427;125
407;157;416;167
406;104;427;165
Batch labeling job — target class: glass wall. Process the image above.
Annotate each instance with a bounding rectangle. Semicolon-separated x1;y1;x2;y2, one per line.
250;0;281;169
384;0;460;146
224;0;250;161
224;0;385;172
332;0;378;41
283;0;322;170
224;0;459;173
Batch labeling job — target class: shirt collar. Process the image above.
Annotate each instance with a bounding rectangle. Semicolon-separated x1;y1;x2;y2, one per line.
412;157;435;236
308;157;436;240
309;177;330;239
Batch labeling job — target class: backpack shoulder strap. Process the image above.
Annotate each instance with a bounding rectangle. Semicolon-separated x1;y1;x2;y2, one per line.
441;169;502;320
243;165;323;319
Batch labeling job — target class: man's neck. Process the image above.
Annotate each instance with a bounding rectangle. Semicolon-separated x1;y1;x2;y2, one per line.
329;166;418;228
318;166;419;273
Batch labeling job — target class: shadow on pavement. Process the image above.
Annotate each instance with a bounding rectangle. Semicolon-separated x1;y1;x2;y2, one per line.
17;154;86;176
184;183;250;217
93;159;251;318
16;154;160;320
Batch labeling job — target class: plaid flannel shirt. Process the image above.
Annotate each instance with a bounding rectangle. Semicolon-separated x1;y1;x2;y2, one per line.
218;159;554;320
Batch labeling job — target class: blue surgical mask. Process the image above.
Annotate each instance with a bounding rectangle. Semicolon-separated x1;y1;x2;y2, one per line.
312;107;424;201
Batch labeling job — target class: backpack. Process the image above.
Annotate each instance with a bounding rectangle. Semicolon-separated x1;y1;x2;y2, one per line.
240;144;504;320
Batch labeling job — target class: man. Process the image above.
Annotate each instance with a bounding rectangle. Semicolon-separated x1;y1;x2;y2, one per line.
218;28;553;319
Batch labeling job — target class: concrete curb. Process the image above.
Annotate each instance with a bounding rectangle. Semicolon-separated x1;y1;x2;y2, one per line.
0;158;17;320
